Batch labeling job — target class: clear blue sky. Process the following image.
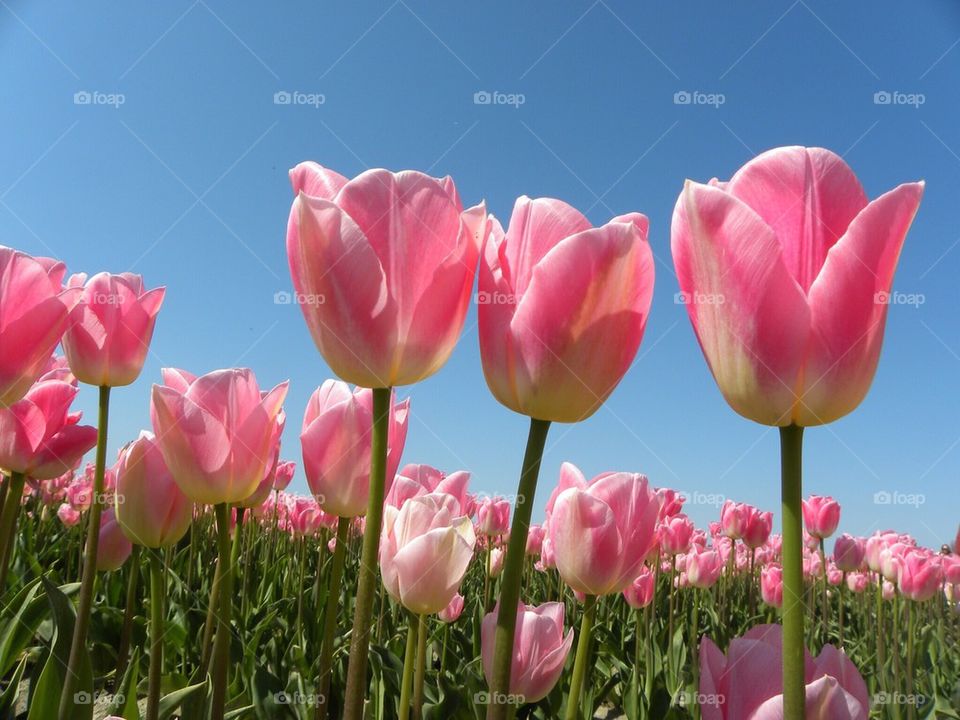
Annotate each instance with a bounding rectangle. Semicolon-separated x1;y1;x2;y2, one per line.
3;1;959;551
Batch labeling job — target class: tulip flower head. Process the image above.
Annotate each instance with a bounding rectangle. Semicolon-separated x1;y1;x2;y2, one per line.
478;196;655;423
287;162;486;388
671;146;923;426
481;601;574;704
802;495;841;540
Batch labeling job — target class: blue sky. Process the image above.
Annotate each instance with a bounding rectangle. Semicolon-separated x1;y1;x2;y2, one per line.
2;1;959;551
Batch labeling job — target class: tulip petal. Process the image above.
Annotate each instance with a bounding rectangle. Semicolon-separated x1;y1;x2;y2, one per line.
550;487;622;595
672;180;810;426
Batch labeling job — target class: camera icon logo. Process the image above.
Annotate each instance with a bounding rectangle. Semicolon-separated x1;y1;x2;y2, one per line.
74;691;92;704
874;91;892;105
74;91;92;105
674;90;692;105
274;91;292;105
474;90;492;105
873;490;892;505
274;290;292;305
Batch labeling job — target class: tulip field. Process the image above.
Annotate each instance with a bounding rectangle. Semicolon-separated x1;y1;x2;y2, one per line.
1;145;960;720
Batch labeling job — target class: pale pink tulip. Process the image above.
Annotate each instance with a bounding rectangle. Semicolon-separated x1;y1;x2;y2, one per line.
760;565;784;608
287;163;485;388
386;464;471;515
301;380;409;517
549;466;659;596
379;492;476;614
0;247;80;406
150;367;288;505
62;272;164;387
623;566;656;609
477;496;511;536
671;146;923;426
438;593;465;623
802;495;841;539
115;431;193;548
897;551;943;602
488;547;505;578
660;514;694;555
700;624;869;719
687;548;723;589
719;500;749;540
525;525;545;557
478;196;654;422
273;460;296;491
481;601;573;703
57;503;81;527
846;572;870;594
238;409;286;509
833;534;866;573
0;379;97;479
96;507;132;571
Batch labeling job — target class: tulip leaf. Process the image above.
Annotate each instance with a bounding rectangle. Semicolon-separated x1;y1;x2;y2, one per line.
108;645;141;718
158;679;208;720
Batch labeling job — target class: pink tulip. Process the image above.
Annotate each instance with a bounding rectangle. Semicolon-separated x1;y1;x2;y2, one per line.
802;495;840;539
150;367;288;505
741;509;773;550
719;501;749;540
525;525;545;557
700;624;870;719
386;464;471;515
687;548;723;589
287;163;485;388
549;466;659;596
833;534;866;573
238;409;286;510
882;580;896;601
488;547;505;578
478;196;654;422
760;565;784;608
61;272;164;387
671;146;923;426
865;530;900;573
660;514;695;555
623;566;656;609
0;379;98;479
481;602;573;703
897;551;943;602
846;572;869;594
115;431;193;548
477;496;511;536
301;380;409;518
379;492;476;614
656;488;685;520
273;460;296;491
438;593;465;623
944;556;960;586
827;565;843;586
96;507;132;571
0;247;81;406
57;503;81;527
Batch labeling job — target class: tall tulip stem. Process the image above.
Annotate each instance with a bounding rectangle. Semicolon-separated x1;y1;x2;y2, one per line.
779;425;805;720
147;550;164;720
0;471;27;590
566;596;597;720
343;387;392;720
315;516;349;720
211;502;234;720
398;618;417;720
488;417;551;720
413;613;427;719
59;385;110;717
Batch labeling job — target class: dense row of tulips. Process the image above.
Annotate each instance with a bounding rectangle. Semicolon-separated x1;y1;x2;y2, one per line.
0;144;953;719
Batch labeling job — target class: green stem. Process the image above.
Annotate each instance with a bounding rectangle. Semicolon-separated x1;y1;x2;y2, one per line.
487;418;551;720
838;573;845;648
399;618;417;720
691;588;701;720
343;387;392;720
0;471;27;591
115;545;140;685
315;516;349;720
59;385;110;717
413;613;427;720
199;520;222;677
565;596;597;720
147;550;164;720
779;425;805;720
210;503;234;720
643;603;654;712
906;600;915;720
